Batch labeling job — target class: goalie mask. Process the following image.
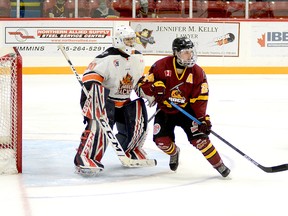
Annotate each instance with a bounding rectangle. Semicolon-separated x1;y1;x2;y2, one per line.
172;37;197;68
113;25;136;55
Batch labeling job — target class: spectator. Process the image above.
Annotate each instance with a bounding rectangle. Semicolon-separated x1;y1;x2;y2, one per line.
49;0;68;18
20;0;25;18
92;0;119;18
137;0;148;18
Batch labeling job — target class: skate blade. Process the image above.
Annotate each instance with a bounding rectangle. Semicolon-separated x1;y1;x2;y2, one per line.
75;166;103;177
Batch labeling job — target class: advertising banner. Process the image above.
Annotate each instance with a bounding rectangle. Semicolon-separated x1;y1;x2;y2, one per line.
2;20;115;57
251;22;288;57
130;21;240;57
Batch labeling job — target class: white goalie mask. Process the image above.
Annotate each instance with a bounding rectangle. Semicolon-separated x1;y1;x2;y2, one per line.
112;26;136;55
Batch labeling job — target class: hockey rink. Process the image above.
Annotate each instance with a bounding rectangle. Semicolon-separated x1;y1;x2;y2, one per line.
1;74;288;216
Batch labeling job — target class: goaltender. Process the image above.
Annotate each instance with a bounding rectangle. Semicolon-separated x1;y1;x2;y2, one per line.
74;26;155;175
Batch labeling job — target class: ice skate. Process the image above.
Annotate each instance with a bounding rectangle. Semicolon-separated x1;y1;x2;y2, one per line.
75;165;103;177
74;153;104;177
216;163;230;177
169;147;180;171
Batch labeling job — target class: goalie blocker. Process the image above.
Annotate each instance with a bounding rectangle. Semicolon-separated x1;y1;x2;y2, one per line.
74;83;155;175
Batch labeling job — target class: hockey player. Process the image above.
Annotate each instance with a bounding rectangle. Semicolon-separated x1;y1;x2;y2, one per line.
138;37;230;177
74;25;151;175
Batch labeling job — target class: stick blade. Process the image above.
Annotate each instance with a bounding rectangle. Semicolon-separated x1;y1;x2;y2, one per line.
261;164;288;173
121;158;157;168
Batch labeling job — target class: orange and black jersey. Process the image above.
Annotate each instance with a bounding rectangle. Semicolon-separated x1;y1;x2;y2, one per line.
80;47;145;108
139;56;209;118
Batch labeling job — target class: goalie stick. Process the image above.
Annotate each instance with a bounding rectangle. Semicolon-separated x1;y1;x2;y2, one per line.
58;45;157;168
169;101;288;173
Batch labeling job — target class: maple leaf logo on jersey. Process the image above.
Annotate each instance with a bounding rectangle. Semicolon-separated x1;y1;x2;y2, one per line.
121;73;133;84
117;73;134;95
164;70;172;77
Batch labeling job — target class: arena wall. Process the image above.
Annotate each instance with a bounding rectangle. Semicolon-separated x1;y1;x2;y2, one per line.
1;18;287;74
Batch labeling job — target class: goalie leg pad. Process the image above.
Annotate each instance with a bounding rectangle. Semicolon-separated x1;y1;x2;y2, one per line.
82;83;110;120
105;98;116;128
90;120;109;163
74;120;106;172
115;98;148;159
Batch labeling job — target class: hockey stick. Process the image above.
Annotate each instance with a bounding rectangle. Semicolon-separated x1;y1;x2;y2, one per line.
148;108;160;123
169;101;288;173
58;45;157;167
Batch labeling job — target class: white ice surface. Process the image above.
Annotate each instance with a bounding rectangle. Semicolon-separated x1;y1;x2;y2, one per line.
1;74;288;216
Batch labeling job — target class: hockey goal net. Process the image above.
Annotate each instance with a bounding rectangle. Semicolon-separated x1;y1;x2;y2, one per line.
0;47;22;174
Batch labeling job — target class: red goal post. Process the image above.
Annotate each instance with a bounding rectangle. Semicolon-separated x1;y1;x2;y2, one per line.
0;47;22;174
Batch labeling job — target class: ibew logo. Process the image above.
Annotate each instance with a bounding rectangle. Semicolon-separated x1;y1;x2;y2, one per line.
257;32;288;47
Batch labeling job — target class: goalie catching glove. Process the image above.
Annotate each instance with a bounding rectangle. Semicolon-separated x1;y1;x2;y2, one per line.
198;115;212;135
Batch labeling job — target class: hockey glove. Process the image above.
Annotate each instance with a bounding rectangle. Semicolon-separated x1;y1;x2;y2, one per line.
153;81;166;103
198;115;212;135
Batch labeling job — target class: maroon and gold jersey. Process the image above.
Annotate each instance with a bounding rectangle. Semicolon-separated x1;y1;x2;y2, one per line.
50;4;68;17
140;56;208;118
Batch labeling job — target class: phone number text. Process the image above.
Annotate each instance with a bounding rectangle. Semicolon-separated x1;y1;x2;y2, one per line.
59;46;107;52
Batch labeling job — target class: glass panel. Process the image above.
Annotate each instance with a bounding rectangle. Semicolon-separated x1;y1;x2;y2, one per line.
0;0;11;18
10;0;43;18
226;0;246;19
112;0;136;18
65;0;75;18
270;0;288;19
79;0;91;17
42;0;74;18
194;0;288;19
151;0;186;18
42;0;64;17
192;0;246;19
90;0;120;18
147;0;241;18
249;0;274;18
4;0;288;19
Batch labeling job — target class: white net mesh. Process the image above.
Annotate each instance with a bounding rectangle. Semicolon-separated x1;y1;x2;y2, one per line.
0;48;21;174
